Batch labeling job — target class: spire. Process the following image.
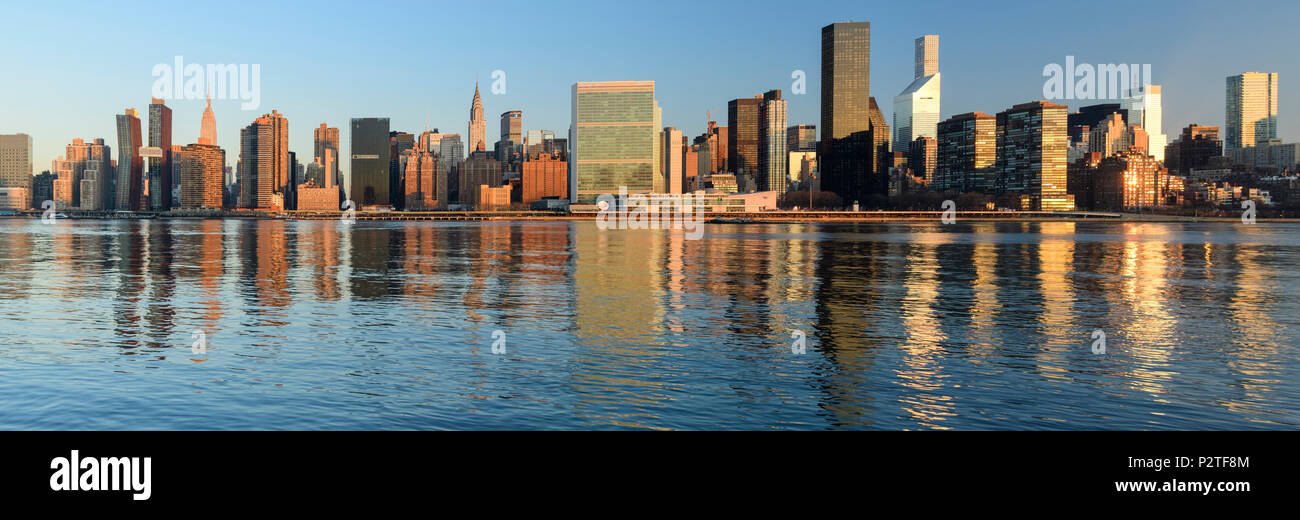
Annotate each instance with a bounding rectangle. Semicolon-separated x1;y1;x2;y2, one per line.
199;95;217;146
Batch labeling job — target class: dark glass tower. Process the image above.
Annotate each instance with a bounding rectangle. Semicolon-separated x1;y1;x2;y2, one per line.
350;117;391;207
148;98;172;210
820;21;883;205
727;96;760;175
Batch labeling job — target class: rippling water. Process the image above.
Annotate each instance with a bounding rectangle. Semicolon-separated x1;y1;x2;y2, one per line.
1;218;1297;430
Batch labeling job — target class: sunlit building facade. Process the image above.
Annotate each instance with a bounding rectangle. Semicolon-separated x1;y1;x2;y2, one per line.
936;112;995;193
180;143;225;209
569;81;660;203
996;101;1073;211
893;35;940;146
1225;72;1278;150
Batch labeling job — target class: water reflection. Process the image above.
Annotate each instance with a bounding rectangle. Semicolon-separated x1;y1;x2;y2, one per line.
0;219;1297;430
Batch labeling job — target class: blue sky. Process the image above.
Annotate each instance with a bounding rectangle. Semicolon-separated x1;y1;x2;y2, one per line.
2;0;1297;181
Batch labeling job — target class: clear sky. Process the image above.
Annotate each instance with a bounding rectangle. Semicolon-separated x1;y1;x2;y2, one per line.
2;0;1297;184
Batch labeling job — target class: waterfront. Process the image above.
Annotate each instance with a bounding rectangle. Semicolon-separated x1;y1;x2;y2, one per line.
0;219;1297;430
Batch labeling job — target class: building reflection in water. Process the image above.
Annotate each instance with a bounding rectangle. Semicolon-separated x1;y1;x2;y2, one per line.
1;218;1296;429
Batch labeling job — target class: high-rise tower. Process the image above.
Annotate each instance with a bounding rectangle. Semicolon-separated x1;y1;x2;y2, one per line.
469;83;487;153
199;97;217;146
894;35;941;147
1225;72;1279;150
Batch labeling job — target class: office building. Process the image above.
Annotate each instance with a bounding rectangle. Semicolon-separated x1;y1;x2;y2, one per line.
314;123;340;188
500;110;522;144
468;83;487;153
787;124;816;152
758;90;788;193
820;21;883;203
893;35;941;146
996;101;1073;211
908;136;937;182
0;134;32;199
728;96;760;174
569;81;660;202
936;112;996;193
402;137;444;210
459;151;501;208
199;97;217;146
1123;84;1166;161
1164;124;1222;173
350;117;391;207
147;98;173;210
661;127;683;194
1225;72;1279;150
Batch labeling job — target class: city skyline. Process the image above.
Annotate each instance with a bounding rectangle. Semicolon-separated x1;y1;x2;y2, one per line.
3;0;1298;183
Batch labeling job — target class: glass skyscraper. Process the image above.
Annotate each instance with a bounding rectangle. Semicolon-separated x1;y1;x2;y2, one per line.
893;35;941;147
1225;72;1279;150
820;21;882;204
996;101;1073;211
569;81;659;203
350;117;392;207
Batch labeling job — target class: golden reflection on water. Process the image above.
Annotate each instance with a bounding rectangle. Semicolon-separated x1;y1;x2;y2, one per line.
3;219;1296;429
896;229;956;429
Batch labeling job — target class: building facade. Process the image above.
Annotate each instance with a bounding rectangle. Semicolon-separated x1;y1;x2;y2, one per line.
350;117;391;207
569;81;660;203
758;89;788;194
522;152;567;204
147;98;173;210
0;134;32;205
180;143;224;209
996;101;1073;211
820;21;880;204
893;34;941;146
936;112;995;193
468;84;487;153
1225;72;1279;150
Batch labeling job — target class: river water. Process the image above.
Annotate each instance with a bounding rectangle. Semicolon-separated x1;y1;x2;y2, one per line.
0;219;1296;429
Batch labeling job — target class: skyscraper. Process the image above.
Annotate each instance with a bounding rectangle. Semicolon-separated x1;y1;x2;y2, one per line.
936;112;996;193
914;34;938;78
199;97;217;146
389;131;413;209
459;150;501;208
1123;84;1166;161
758;89;788;193
728;96;761;174
147;98;173;210
820;21;882;203
350;117;391;207
180;143;224;209
787;124;816;152
402;136;443;210
77;138;113;211
0;134;32;192
500;110;522;143
1225;72;1279;150
662;127;683;194
893;35;941;146
314;123;340;187
438;134;464;170
468;84;487;153
569;81;659;203
114;109;142;210
1165;124;1222;173
239;110;289;210
996;101;1073;211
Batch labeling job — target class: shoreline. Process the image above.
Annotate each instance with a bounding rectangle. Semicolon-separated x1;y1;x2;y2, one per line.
3;211;1297;223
